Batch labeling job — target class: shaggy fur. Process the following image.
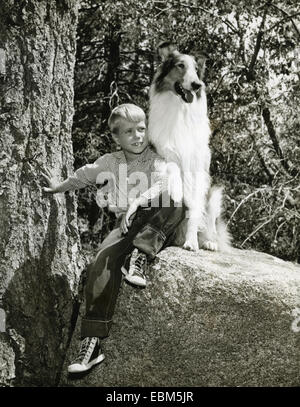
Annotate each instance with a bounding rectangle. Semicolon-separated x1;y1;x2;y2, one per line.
148;42;231;252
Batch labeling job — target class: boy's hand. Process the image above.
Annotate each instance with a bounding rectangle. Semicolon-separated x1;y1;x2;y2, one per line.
120;200;139;235
41;168;60;193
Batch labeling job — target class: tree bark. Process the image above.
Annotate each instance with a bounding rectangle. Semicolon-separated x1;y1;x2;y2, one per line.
0;0;83;386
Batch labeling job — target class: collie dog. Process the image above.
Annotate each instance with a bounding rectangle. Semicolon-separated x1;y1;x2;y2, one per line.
148;42;231;252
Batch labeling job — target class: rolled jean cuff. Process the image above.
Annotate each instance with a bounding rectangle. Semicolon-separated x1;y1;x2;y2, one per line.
133;224;166;259
81;318;112;339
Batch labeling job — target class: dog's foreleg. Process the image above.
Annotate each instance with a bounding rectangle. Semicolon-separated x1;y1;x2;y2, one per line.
183;208;202;251
166;161;183;203
182;170;208;251
200;186;223;251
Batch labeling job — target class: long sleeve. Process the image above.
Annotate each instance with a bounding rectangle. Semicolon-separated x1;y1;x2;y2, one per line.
55;154;109;192
139;158;169;201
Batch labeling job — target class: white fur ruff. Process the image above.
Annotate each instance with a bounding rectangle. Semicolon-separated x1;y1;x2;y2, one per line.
149;87;210;172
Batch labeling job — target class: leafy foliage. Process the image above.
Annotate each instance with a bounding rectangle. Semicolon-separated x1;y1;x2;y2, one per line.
73;0;300;262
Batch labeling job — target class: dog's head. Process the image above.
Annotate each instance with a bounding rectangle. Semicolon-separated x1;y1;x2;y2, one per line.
153;41;207;103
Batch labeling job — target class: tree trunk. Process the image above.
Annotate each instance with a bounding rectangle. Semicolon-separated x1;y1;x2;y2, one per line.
0;0;83;386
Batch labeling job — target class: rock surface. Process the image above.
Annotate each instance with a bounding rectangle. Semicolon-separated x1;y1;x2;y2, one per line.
60;247;300;387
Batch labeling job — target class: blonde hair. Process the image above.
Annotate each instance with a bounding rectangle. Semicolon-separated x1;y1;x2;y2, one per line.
108;103;146;134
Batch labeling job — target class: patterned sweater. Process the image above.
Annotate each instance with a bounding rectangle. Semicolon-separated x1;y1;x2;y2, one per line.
57;146;168;217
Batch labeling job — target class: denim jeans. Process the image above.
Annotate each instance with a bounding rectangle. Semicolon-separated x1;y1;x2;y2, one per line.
81;193;186;338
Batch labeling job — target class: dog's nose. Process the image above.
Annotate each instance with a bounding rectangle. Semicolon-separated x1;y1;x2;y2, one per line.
191;82;201;91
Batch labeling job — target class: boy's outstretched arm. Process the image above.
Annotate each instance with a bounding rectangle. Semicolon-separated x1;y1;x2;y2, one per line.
41;154;110;194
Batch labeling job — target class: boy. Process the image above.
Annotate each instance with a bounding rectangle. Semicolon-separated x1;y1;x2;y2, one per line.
42;104;185;374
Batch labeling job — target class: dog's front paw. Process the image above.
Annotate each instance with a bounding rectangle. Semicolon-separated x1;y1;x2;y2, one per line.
183;239;199;251
202;240;218;251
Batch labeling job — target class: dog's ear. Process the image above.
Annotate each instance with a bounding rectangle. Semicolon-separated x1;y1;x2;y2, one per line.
157;41;179;61
196;53;208;80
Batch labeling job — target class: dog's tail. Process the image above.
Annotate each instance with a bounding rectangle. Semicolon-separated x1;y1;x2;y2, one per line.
207;186;223;230
215;218;232;253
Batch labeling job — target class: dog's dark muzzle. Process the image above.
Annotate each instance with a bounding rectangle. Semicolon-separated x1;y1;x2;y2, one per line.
174;81;201;103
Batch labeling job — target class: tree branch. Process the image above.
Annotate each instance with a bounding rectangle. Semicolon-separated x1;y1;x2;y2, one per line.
265;12;300;34
154;6;173;18
247;4;269;81
235;12;247;65
178;2;239;34
249;130;274;184
79;5;101;13
261;106;298;177
269;3;300;38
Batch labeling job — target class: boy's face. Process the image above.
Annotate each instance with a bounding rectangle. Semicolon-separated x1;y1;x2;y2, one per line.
113;118;148;156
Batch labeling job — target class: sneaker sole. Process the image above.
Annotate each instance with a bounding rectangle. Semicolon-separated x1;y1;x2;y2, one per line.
121;266;147;288
68;353;105;374
124;274;146;287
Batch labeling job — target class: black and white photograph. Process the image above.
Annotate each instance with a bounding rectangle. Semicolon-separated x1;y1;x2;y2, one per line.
0;0;299;392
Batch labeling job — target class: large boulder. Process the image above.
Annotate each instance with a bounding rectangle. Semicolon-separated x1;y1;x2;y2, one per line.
59;247;300;387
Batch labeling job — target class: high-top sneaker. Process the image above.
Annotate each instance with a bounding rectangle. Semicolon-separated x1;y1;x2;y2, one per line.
122;248;148;288
68;337;105;373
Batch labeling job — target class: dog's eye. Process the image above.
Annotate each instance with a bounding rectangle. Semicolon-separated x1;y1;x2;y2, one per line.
177;63;185;69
